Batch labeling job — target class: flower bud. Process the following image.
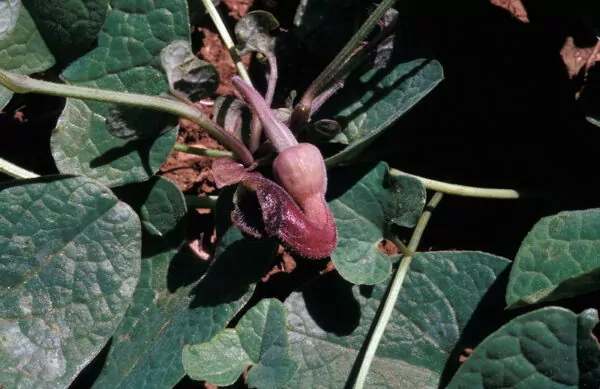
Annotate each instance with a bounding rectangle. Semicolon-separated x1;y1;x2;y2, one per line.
272;143;327;208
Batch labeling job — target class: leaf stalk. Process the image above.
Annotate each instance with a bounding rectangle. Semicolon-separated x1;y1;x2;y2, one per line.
0;157;40;179
353;192;444;389
0;71;254;165
200;0;253;85
173;144;234;158
292;0;398;128
389;168;521;199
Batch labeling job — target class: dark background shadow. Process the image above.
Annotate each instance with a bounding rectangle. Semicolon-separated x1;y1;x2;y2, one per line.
372;0;600;259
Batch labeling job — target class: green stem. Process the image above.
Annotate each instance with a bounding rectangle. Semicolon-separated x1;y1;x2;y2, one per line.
173;144;234;158
298;0;397;109
353;192;444;389
389;168;521;199
200;0;252;85
185;194;218;209
0;157;39;179
0;71;254;166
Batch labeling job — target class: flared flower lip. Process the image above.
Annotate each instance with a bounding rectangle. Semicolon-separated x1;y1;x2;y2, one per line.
212;157;337;259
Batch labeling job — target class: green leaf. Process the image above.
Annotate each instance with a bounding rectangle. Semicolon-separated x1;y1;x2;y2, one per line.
88;175;192;387
114;176;186;245
235;10;279;55
0;5;55;110
285;251;510;388
51;99;177;187
587;113;600;128
240;299;298;389
328;162;425;285
183;299;297;388
21;0;109;66
0;86;11;109
506;208;600;309
0;0;20;40
160;40;219;102
446;307;600;389
324;59;443;167
304;119;343;144
91;226;278;389
51;0;189;187
0;175;141;389
103;103;177;141
389;174;427;228
213;94;251;141
372;9;398;69
183;329;251;387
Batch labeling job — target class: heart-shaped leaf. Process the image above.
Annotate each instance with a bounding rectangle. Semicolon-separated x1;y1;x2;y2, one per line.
182;329;250;386
506;208;600;309
90;226;278;389
183;299;297;388
50;0;189;187
235;10;279;56
285;251;510;388
0;175;141;389
323;59;443;167
304;119;344;144
21;0;109;66
0;0;20;40
160;40;219;102
0;83;11;110
88;175;193;388
388;173;427;228
372;8;398;70
0;5;55;110
327;162;426;285
213;95;251;141
103;104;177;141
51;99;177;186
446;307;600;388
114;176;187;245
238;299;298;389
